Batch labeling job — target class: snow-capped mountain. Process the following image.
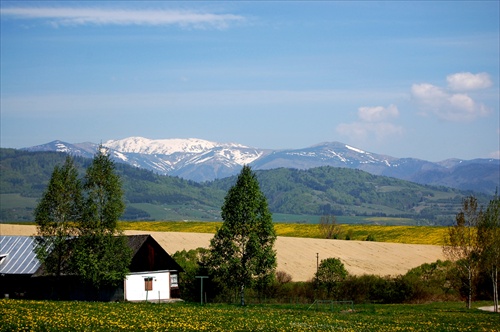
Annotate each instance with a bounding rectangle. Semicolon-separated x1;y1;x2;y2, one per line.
21;137;499;193
24;137;267;182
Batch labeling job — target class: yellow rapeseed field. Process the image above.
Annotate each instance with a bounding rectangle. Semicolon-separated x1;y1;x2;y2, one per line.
119;221;448;245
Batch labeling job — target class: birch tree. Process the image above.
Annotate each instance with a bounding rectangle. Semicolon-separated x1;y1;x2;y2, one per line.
477;194;500;313
72;146;131;292
33;156;82;297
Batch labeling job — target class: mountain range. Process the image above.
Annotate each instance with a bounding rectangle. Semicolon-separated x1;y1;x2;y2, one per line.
0;147;493;224
22;137;499;194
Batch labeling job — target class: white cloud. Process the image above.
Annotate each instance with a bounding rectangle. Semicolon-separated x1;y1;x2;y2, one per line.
358;104;399;122
337;122;403;141
0;6;245;29
411;81;491;122
336;104;403;142
447;72;492;91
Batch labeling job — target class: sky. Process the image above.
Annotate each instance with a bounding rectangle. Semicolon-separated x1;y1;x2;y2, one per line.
1;1;499;162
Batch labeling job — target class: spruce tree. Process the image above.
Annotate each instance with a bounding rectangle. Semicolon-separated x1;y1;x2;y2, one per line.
208;165;276;306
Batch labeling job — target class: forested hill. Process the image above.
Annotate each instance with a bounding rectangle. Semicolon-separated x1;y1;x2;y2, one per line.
0;148;490;224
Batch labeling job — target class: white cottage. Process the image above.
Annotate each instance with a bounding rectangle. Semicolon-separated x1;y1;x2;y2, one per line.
1;235;184;301
120;234;184;302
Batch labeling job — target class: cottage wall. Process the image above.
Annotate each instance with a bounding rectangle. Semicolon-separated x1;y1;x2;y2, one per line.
124;271;171;302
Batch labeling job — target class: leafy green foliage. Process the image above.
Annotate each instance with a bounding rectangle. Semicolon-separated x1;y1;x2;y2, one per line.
33;157;82;287
315;258;348;298
208;166;277;305
71;234;131;290
402;260;458;302
171;248;215;302
443;196;482;309
31;148;132;292
80;146;125;234
72;146;132;289
0;149;87;197
476;194;500;312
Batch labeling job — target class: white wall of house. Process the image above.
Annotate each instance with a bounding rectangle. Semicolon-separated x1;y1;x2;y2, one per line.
124;271;171;302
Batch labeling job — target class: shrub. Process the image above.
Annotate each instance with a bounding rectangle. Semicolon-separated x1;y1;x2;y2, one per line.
276;270;293;284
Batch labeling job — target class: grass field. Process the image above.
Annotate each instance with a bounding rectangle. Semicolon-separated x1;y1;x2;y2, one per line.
0;194;38;209
118;221;448;245
127;203;439;225
1;299;497;331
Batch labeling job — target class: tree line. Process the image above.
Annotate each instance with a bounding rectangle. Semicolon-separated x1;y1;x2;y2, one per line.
174;188;499;309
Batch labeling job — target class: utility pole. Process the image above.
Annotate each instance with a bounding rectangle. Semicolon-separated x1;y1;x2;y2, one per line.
316;253;319;275
195;276;208;305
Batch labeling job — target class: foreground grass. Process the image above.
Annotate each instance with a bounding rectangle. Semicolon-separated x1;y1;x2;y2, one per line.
118;221;448;245
1;299;497;331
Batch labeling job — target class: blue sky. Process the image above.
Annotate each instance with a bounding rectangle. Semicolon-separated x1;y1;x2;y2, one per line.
1;1;498;161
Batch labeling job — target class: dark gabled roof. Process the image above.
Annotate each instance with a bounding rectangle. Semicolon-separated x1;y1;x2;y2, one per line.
127;234;184;273
126;234;151;255
0;236;40;275
3;234;184;277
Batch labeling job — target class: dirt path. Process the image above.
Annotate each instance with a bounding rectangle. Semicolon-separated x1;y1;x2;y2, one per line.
1;224;446;281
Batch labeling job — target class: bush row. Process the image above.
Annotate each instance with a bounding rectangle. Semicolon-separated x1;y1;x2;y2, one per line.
174;248;496;305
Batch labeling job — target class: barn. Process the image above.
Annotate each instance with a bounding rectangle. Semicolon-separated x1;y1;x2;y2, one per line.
0;236;41;299
0;234;184;302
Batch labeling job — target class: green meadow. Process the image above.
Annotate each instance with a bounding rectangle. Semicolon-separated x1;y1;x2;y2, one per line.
1;299;498;331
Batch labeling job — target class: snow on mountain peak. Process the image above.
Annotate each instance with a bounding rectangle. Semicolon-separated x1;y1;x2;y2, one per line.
102;137;261;167
104;137;224;155
54;142;71;153
345;144;366;154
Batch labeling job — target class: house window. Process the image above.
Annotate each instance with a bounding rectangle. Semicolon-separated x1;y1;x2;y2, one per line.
144;277;153;291
170;274;178;287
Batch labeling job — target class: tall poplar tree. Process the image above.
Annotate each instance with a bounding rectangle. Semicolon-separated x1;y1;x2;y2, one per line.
443;195;482;309
72;146;131;292
33;156;82;297
208;165;277;306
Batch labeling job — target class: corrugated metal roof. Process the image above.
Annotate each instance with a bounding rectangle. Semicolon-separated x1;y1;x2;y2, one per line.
0;236;40;275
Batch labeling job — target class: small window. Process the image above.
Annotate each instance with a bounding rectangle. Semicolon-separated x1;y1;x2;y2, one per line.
170;274;178;287
144;277;153;291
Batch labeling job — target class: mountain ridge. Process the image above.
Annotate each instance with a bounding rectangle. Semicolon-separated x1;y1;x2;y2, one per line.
21;137;499;194
1;148;490;224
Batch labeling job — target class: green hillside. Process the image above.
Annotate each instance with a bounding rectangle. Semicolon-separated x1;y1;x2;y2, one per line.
0;148;490;225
